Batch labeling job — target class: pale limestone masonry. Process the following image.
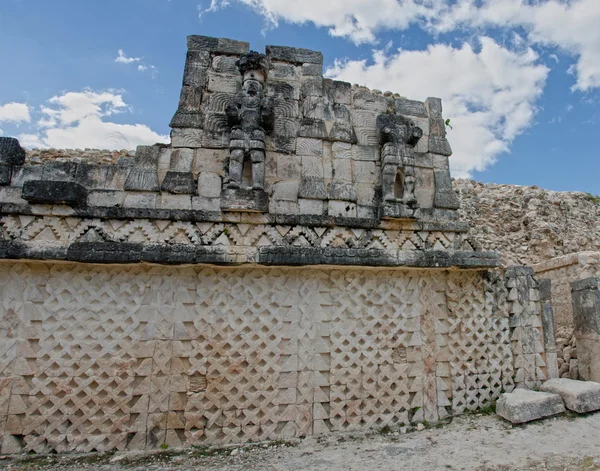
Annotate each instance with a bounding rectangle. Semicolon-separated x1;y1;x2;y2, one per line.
0;36;554;453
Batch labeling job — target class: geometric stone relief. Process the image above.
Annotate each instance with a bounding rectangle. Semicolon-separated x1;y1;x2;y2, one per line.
0;261;515;453
0;214;478;253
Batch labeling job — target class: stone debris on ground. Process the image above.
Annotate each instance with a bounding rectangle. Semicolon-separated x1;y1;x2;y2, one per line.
496;388;566;424
2;413;600;471
540;378;600;413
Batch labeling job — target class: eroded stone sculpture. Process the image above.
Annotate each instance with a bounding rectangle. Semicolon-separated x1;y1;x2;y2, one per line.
376;114;423;208
224;51;273;191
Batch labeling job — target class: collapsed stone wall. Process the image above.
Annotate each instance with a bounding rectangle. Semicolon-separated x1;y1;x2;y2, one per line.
455;179;600;266
0;262;547;453
455;179;600;380
532;252;600;379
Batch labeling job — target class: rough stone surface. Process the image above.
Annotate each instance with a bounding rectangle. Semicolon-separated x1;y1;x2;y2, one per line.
496;389;565;424
540;378;600;413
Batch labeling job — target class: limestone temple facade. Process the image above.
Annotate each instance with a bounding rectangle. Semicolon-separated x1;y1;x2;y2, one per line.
0;36;557;453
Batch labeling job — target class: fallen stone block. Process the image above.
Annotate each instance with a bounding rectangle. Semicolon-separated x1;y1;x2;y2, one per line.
496;388;565;424
540;378;600;413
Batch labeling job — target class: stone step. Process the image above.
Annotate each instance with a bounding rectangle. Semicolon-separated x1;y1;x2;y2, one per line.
496;388;565;424
540;378;600;413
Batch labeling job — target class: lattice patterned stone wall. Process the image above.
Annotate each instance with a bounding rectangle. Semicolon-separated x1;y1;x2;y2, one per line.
0;261;521;453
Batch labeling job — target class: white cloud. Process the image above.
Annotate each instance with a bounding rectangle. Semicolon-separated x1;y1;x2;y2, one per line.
137;65;148;72
0;102;31;124
17;90;168;150
199;0;434;43
327;37;548;177
115;49;141;64
203;0;600;91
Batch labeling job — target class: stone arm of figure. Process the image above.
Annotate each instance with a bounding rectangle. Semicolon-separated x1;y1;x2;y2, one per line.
407;125;423;147
378;125;394;146
261;97;275;133
225;96;243;127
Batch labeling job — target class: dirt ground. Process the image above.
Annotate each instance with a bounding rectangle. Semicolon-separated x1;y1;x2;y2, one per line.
2;411;600;471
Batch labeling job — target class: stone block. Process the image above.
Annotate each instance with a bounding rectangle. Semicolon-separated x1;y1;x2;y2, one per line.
357;205;377;219
415;167;435;209
10;165;43;187
333;159;352;182
197;172;222;198
434;169;459;210
353;161;377;184
332;142;352;160
269;199;299;215
301;77;323;98
159;194;192;210
22;181;88;206
496;389;565;424
353;90;389;113
42;161;77;181
161;172;196;194
169;148;194;172
221;188;268;212
193;148;227;175
271;62;301;81
87;190;124;207
187;35;218;51
301;155;323;178
0;186;26;204
216;38;249;55
299;119;328;139
123;192;157;209
266;45;323;64
0;164;11;186
429;118;446;137
301;63;322;76
272;181;299;202
207;73;240;94
395;99;428;118
191;196;220;212
332;81;352;104
298;198;326;215
277;154;301;180
296;138;322;157
429;136;453;156
431;153;449;169
540;378;600;413
171;129;204;149
0;137;26;165
329;181;357;202
351;145;377;162
211;55;238;74
329;200;357;218
415;135;429;154
355;183;376;206
267;81;300;101
425;97;443;118
298;177;327;200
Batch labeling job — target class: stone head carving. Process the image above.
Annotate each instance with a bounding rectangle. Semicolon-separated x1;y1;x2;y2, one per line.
376;114;423;208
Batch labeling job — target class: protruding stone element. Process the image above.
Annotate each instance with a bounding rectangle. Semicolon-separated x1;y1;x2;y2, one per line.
496;389;565;424
220;188;268;212
22;180;88;206
571;277;600;381
540;378;600;413
0;137;26;165
376;114;422;215
266;45;323;64
124;146;161;192
434;169;460;210
224;51;274;193
425;97;443;118
540;279;559;378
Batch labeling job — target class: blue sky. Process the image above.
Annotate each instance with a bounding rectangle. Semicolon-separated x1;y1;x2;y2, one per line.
0;0;599;194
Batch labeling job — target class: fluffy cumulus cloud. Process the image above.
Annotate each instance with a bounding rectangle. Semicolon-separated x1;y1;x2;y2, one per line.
17;90;168;150
327;37;548;176
202;0;600;90
0;103;31;124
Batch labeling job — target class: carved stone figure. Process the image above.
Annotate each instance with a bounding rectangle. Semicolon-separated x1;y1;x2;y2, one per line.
225;51;274;190
376;114;423;207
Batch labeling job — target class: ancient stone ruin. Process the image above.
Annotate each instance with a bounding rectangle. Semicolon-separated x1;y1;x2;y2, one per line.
0;36;559;453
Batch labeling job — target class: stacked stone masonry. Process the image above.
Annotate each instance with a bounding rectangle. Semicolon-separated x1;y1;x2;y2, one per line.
0;35;557;453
